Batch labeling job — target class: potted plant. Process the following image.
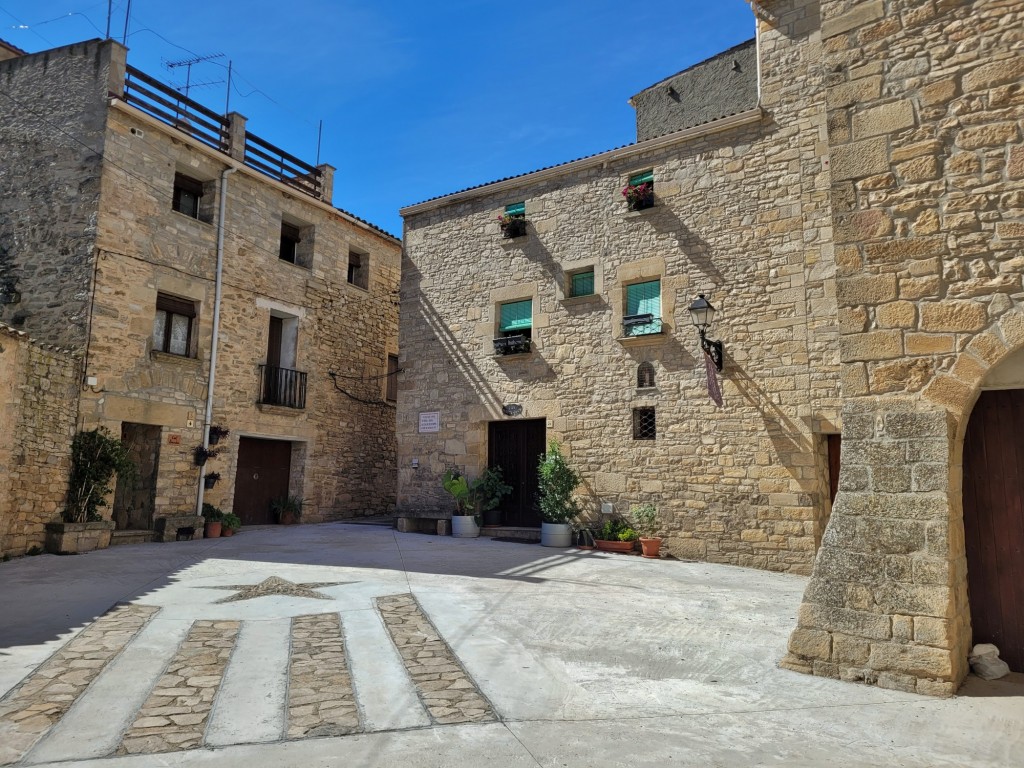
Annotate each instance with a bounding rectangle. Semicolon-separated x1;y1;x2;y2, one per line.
46;428;136;555
536;440;583;547
630;503;662;558
443;467;512;538
594;517;639;553
208;425;229;446
221;512;241;537
203;472;221;490
202;502;223;538
194;445;218;467
622;181;654;211
271;495;304;525
497;213;527;239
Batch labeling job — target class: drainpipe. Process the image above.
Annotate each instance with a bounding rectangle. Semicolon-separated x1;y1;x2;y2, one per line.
196;166;236;517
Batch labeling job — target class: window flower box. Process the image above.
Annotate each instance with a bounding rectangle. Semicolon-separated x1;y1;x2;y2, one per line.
493;334;531;356
498;214;527;239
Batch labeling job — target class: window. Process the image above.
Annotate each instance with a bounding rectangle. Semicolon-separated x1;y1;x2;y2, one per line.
494;298;532;355
499;299;532;338
261;312;305;409
279;222;301;263
348;248;369;289
153;294;196;356
637;362;655;389
172;173;204;219
625;170;655;211
386;354;399;402
505;202;525;218
570;269;595;298
623;280;662;336
500;202;527;238
633;407;656;440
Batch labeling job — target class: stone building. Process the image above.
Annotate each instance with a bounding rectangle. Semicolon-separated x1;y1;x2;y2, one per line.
399;0;1024;696
0;38;400;554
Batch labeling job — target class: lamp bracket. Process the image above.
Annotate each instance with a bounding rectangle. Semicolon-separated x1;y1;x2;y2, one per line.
700;331;724;372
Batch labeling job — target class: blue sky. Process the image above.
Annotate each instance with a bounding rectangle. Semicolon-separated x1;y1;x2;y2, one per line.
1;1;755;237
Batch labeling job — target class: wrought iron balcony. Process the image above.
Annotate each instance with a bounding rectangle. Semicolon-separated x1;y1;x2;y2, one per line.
259;364;307;409
622;313;663;337
493;334;532;356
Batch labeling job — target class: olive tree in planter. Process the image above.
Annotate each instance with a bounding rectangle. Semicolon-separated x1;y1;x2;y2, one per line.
537;440;583;547
442;467;511;538
47;428;136;555
630;503;662;558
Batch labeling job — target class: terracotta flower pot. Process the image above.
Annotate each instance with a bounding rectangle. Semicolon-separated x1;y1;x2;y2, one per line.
595;539;635;553
221;527;235;537
640;537;662;558
204;521;222;538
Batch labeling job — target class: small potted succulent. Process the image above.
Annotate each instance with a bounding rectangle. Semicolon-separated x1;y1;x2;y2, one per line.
497;213;527;239
594;517;638;553
622;181;654;211
630;503;662;558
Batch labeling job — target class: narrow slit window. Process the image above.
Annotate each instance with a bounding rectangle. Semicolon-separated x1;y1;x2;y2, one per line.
386;354;399;402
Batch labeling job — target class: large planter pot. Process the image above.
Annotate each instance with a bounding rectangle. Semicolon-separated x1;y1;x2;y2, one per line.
540;522;572;548
639;537;662;559
221;526;235;537
482;508;502;527
204;521;222;538
278;511;299;526
44;520;115;555
451;515;480;538
595;539;636;554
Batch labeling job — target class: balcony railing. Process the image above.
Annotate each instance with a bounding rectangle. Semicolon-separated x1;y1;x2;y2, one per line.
622;313;663;337
120;66;327;201
259;365;307;409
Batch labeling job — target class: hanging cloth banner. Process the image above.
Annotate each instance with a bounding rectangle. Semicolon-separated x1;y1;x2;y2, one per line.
705;351;723;407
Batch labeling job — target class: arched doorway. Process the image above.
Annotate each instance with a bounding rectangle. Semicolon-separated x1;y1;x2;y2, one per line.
962;389;1024;671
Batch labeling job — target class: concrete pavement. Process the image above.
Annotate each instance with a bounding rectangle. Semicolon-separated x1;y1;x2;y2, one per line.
0;523;1021;767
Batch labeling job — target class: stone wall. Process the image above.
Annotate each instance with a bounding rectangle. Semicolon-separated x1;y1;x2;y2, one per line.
399;0;838;575
632;39;758;142
80;100;400;522
0;325;80;558
0;40;122;349
782;0;1024;694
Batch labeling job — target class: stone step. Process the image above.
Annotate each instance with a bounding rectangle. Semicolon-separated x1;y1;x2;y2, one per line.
109;530;155;546
479;526;541;542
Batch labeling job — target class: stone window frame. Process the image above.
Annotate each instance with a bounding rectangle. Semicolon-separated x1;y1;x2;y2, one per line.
477;282;545;357
171;171;216;225
347;247;370;290
622;168;657;214
632;406;657;440
278;214;315;270
152;293;198;359
558;258;604;305
614;256;674;346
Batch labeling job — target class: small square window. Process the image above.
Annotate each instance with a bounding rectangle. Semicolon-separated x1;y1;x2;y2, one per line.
172;173;204;219
624;170;655;211
499;299;532;337
633;407;656;440
153;293;196;357
348;248;369;289
570;270;595;297
279;222;301;263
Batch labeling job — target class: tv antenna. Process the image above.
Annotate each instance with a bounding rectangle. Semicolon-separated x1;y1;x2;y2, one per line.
164;53;225;99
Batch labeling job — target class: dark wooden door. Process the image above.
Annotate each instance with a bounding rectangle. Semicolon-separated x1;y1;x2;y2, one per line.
963;389;1024;672
488;419;546;527
233;437;292;525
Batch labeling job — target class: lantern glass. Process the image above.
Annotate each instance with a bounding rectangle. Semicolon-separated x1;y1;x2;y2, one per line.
688;294;716;330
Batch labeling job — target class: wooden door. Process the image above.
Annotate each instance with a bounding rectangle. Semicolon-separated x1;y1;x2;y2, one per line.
488;419;546;527
963;389;1024;672
233;437;292;525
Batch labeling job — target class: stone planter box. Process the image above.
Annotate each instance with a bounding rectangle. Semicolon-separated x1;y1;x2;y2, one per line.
154;515;205;542
45;520;115;555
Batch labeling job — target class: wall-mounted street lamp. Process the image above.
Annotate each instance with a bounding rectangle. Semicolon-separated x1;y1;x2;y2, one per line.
688;294;724;372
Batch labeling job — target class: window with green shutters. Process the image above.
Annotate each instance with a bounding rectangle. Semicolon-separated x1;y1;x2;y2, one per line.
570;270;595;297
504;202;525;217
628;170;654;187
499;299;532;336
624;280;662;336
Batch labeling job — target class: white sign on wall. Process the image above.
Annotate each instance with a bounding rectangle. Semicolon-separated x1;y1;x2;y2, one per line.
418;411;440;433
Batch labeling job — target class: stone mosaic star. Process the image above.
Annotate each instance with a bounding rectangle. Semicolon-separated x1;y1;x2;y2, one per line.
204;576;353;603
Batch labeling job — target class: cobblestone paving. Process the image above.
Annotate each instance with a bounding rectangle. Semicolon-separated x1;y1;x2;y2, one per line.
117;620;239;755
377;595;496;725
0;604;156;766
287;613;360;738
